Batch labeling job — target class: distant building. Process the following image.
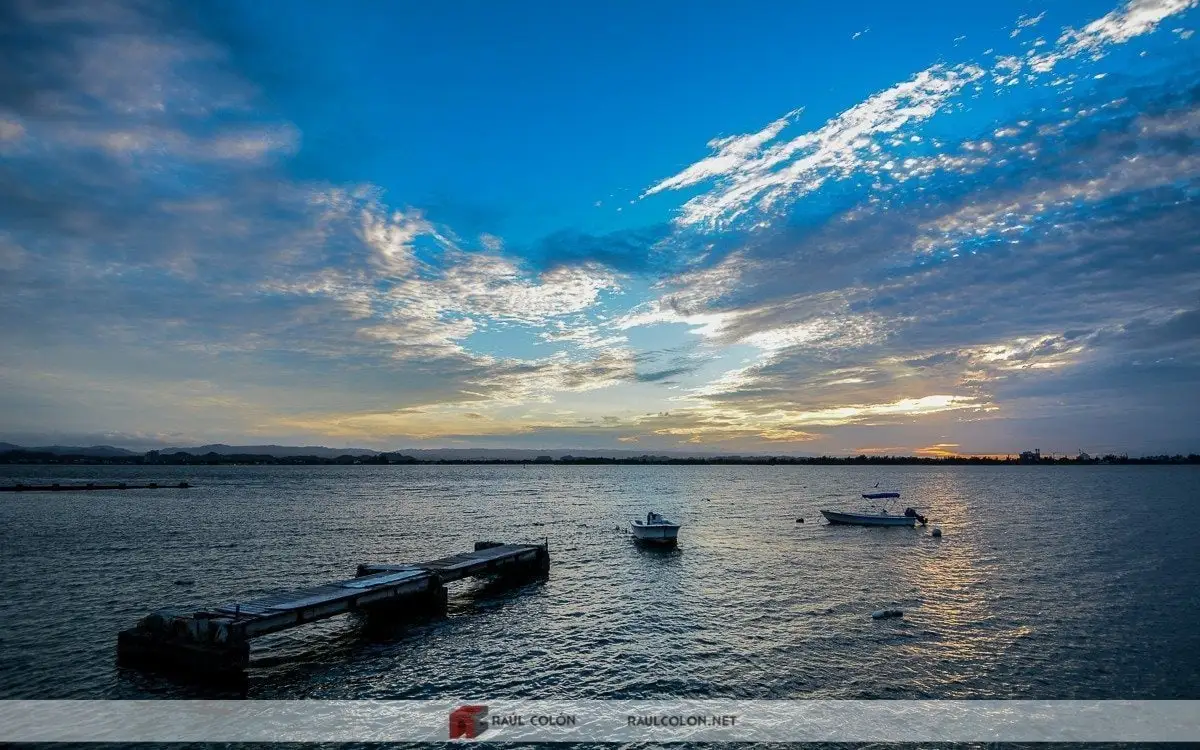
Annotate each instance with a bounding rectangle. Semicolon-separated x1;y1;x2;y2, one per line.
1077;452;1091;462
1019;448;1041;464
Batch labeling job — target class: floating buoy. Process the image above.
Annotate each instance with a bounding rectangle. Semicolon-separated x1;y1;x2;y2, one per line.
931;527;942;537
796;517;804;523
872;608;904;620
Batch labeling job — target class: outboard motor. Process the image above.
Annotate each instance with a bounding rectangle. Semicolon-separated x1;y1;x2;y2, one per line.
904;507;929;525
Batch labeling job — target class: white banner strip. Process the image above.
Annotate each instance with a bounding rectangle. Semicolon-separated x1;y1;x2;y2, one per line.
1;700;1197;742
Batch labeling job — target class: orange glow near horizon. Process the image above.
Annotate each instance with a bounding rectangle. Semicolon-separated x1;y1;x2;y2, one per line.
852;443;1015;459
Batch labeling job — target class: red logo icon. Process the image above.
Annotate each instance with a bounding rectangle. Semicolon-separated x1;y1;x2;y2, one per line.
449;705;490;739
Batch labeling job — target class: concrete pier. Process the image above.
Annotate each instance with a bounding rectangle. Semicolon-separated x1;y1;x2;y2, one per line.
116;541;549;674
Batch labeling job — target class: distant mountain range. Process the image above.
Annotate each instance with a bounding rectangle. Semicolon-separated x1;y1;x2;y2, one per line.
160;446;736;460
0;443;137;457
0;441;741;460
156;444;379;458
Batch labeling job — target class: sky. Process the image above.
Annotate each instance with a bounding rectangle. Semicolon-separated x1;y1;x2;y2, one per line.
2;0;1199;456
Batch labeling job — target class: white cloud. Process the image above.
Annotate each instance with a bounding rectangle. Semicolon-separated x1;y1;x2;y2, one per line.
474;349;636;403
252;194;624;366
358;206;437;278
914;108;1200;255
772;394;982;426
646;0;1199;230
645;64;985;228
356;318;477;358
741;315;886;355
613;250;750;337
393;255;621;325
1030;0;1198;72
11;1;254;119
616;302;736;339
209;126;300;160
261;269;376;319
1011;11;1047;38
42;122;299;163
643;111;799;197
539;322;627;350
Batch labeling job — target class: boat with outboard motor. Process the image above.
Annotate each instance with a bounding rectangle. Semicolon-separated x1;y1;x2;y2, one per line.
820;492;928;527
630;511;681;544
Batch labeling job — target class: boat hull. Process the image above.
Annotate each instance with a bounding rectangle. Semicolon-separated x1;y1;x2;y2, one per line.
630;524;680;544
820;510;919;527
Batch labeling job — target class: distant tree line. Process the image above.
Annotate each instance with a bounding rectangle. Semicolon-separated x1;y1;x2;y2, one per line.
2;450;1198;466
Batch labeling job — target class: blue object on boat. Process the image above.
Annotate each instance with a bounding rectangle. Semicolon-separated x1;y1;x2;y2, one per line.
861;492;900;499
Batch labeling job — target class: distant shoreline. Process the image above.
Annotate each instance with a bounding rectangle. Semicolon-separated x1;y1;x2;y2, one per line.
2;450;1197;466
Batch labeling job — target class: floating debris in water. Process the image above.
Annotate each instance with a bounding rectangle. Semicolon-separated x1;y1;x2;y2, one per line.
872;608;904;620
173;579;195;586
796;517;804;523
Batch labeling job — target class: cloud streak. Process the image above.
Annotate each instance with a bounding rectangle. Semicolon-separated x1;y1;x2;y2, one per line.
646;0;1199;230
645;64;984;228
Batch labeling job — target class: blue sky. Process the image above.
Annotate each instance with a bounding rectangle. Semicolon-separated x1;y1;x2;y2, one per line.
1;0;1199;455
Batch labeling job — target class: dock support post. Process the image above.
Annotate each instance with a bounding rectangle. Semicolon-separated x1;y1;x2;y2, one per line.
490;544;550;584
359;578;448;619
414;579;449;614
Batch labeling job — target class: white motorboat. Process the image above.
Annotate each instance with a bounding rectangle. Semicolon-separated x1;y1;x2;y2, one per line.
820;492;928;527
630;511;680;544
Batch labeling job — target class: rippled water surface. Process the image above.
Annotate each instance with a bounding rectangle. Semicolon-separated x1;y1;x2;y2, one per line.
1;464;1197;700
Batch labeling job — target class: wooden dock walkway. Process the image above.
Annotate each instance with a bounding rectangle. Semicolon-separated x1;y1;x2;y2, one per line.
1;481;191;492
117;541;549;674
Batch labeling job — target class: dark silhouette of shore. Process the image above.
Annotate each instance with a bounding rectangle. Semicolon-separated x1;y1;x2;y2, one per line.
2;449;1197;466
